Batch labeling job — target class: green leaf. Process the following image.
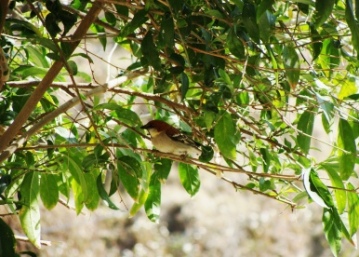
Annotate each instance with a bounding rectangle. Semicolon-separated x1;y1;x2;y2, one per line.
258;10;276;42
12;65;48;79
45;13;61;37
178;163;200;196
0;175;11;195
144;179;161;222
129;188;149;217
105;11;116;26
159;14;174;49
226;27;245;59
338;77;357;100
314;91;334;134
120;9;148;37
314;90;333;123
322;209;341;257
303;169;334;208
33;37;58;53
58;10;77;36
242;1;260;42
259;178;273;192
19;172;41;248
71;178;84;214
115;4;129;18
0;218;16;257
283;45;300;89
347;183;359;236
260;148;271;173
317;39;340;77
320;163;346;214
94;103;142;126
40;173;59;210
337;118;356;180
96;173;119;210
67;60;78;75
26;45;49;68
154;158;172;181
63;153;89;213
8;17;42;36
345;0;359;54
141;31;161;70
199;145;214;163
297;110;315;154
214;112;238;160
92;24;106;51
84;171;100;210
117;156;142;200
180;72;189;100
309;24;323;60
314;0;335;28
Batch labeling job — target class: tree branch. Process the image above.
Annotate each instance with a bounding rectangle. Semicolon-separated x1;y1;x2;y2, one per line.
0;1;105;156
0;0;9;34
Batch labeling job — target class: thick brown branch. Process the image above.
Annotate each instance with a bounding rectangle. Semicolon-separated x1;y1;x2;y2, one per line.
0;0;9;34
0;1;105;156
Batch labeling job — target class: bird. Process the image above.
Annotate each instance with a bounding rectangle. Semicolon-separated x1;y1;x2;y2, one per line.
141;120;202;157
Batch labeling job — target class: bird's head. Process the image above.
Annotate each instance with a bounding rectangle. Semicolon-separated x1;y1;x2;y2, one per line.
141;120;179;137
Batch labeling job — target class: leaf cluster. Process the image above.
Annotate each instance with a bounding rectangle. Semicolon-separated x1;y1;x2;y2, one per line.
0;0;359;256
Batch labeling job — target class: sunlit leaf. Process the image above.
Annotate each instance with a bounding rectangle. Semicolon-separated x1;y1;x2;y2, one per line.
178;163;200;196
64;153;89;213
145;179;161;222
297;110;315;154
317;39;340;77
314;91;334;134
154;158;172;181
322;209;341;257
320;163;346;214
337;119;356;180
12;65;48;79
19;172;41;248
214;112;238;160
347;183;359;236
84;171;100;210
338;77;357;100
26;45;49;68
40;173;59;210
303;168;333;208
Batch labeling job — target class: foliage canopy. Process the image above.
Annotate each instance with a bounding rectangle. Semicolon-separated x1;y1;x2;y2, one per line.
1;0;359;256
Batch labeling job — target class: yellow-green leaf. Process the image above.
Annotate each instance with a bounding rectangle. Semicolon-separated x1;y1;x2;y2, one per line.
19;172;41;248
